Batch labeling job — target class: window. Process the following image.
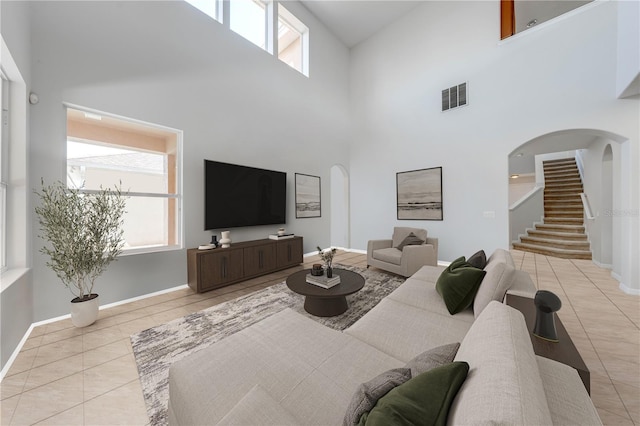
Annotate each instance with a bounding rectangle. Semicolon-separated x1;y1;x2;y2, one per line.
1;71;8;272
66;107;182;254
184;0;309;76
185;0;222;23
230;0;268;50
277;4;308;75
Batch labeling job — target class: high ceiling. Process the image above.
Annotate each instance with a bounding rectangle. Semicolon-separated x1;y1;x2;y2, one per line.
299;0;592;48
299;0;424;47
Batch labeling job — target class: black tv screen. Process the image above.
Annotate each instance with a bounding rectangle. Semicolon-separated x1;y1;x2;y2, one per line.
205;160;286;230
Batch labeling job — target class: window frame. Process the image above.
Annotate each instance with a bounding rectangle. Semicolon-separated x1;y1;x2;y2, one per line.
64;105;184;256
1;71;9;272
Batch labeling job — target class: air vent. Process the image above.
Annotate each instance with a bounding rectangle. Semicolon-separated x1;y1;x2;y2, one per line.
442;82;467;112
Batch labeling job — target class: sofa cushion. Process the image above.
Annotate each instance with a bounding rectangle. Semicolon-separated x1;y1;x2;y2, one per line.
450;301;553;425
436;259;486;315
392;227;427;248
344;298;472;362
387;280;475;322
404;342;460;377
396;232;424;250
372;247;402;265
343;368;412;426
473;260;516;318
217;384;299;426
358;361;469;426
467;250;487;269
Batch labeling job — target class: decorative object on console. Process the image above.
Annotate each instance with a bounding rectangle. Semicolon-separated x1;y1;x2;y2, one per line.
311;264;324;276
210;235;219;247
533;290;562;342
295;173;321;218
396;166;443;220
220;231;231;248
277;227;286;236
317;246;337;278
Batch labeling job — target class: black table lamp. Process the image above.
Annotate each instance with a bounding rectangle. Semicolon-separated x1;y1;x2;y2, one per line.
533;290;562;342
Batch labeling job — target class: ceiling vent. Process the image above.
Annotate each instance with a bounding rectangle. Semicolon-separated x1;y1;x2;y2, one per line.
442;82;467;112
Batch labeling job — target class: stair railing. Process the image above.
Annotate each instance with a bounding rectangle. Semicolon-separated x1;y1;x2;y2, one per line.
510;185;544;244
581;193;595;220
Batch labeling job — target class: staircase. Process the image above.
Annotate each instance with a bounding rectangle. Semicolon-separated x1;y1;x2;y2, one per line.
513;158;592;260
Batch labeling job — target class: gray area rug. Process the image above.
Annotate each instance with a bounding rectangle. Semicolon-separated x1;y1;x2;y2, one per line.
130;264;405;426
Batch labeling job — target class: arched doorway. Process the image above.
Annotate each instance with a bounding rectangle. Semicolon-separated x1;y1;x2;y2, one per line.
330;165;349;248
508;128;631;286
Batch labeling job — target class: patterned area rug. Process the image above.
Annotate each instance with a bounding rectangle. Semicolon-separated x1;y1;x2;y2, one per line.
130;264;405;426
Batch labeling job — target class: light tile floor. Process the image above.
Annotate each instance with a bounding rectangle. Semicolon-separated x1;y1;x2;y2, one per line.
1;250;638;425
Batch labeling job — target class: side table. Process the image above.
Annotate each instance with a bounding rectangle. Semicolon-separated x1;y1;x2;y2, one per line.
506;293;590;394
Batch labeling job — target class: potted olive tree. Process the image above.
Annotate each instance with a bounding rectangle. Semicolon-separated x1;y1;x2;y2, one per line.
35;180;126;327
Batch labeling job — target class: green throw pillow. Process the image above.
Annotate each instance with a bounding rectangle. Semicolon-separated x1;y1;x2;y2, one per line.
436;259;486;315
358;361;469;426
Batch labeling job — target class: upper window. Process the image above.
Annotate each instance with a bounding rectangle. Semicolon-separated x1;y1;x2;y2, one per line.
184;0;309;76
230;0;268;50
278;4;308;75
185;0;222;23
66;107;182;254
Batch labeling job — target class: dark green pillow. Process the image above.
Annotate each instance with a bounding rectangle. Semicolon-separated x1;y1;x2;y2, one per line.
436;259;486;315
358;361;469;426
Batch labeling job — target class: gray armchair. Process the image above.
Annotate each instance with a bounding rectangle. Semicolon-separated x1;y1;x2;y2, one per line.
367;227;438;277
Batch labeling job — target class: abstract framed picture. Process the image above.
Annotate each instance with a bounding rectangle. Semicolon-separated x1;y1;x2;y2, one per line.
396;166;443;220
295;173;321;218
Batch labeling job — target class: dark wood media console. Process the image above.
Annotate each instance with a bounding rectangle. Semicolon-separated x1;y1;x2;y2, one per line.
187;236;303;293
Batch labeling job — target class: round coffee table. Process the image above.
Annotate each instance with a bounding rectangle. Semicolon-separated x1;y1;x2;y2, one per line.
286;269;365;317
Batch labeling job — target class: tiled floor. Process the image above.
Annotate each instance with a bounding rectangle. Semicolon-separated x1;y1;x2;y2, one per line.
1;250;638;425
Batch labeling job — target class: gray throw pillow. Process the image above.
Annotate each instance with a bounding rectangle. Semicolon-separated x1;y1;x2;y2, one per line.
396;232;424;250
404;342;461;377
343;368;412;426
467;250;487;269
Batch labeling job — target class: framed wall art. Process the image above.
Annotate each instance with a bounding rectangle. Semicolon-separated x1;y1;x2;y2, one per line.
396;166;443;220
295;173;321;218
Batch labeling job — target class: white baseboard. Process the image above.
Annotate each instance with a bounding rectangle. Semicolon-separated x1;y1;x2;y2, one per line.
1;283;189;382
592;259;613;270
619;281;640;296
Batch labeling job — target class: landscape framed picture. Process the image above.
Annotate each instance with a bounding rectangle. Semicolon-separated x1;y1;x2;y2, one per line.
396;166;443;220
295;173;321;218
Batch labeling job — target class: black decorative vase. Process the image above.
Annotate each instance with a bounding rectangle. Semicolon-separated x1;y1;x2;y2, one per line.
533;290;562;342
326;267;333;278
210;235;219;247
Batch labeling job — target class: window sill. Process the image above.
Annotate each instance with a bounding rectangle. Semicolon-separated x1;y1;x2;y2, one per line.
1;267;30;293
120;244;183;257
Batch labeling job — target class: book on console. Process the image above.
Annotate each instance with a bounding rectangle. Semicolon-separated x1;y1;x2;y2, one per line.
268;234;295;240
306;274;341;289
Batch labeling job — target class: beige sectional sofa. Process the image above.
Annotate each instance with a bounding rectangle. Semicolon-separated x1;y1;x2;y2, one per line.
168;249;601;425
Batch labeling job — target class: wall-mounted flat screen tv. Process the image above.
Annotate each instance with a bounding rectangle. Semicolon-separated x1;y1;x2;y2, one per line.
205;160;286;230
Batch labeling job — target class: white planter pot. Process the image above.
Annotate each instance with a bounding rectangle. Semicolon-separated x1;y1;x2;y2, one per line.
70;294;99;327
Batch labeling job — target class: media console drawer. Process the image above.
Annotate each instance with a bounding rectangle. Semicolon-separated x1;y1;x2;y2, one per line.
187;236;303;293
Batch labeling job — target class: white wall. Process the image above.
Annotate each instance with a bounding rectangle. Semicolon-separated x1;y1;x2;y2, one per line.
349;0;639;293
27;1;351;320
0;0;33;373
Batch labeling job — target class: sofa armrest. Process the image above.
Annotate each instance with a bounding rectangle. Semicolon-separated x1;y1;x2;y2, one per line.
400;243;437;276
506;270;537;299
536;356;602;425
